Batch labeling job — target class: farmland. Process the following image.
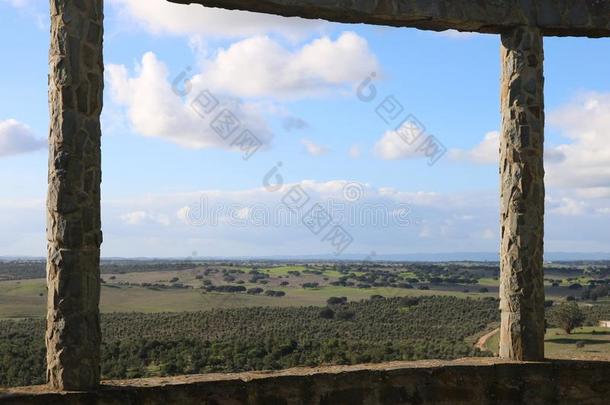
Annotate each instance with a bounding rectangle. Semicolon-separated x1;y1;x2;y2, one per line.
1;259;607;319
0;259;608;388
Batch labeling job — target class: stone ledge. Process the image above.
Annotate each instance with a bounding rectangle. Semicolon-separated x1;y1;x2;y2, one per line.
1;358;609;404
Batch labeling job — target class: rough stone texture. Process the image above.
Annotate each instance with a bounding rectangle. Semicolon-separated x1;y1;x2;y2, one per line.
1;359;610;404
168;0;610;37
46;0;104;390
499;26;545;361
39;0;607;393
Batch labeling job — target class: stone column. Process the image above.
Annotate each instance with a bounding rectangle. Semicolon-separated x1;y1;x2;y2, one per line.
499;26;545;361
47;0;104;390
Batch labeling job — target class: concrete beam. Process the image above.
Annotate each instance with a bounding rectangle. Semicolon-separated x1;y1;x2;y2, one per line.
168;0;610;38
46;0;104;390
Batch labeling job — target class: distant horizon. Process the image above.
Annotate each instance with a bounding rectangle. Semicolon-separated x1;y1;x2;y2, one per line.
3;251;610;262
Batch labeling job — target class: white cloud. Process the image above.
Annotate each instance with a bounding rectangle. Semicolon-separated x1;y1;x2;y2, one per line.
449;130;567;166
434;30;479;40
120;210;170;226
449;131;498;164
106;52;273;151
447;92;610;199
301;138;329;156
196;32;379;99
546;92;610;191
106;32;377;149
547;197;586;216
7;181;610;257
109;0;324;39
1;0;30;7
1;0;46;28
0;119;45;158
374;129;421;160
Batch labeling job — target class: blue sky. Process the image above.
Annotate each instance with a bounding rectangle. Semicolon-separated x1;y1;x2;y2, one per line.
1;0;609;258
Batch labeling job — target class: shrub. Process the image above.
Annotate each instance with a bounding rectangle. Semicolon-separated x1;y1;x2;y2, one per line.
327;297;348;306
399;297;419;307
335;310;356;321
319;308;335;319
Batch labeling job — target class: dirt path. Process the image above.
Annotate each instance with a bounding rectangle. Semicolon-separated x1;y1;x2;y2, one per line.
475;328;499;352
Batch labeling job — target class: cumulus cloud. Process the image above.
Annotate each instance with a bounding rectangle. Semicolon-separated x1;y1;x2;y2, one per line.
373;128;421;160
107;52;273;151
107;32;377;149
0;119;45;158
196;32;379;99
121;210;171;226
445;92;610;220
6;180;610;256
449;131;566;166
547;197;586;217
103;180;500;255
301;139;329;156
449;131;499;164
546;92;610;191
109;0;324;39
448;92;610;197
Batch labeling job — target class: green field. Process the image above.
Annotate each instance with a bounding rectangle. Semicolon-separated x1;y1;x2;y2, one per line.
0;260;607;321
0;273;497;319
477;277;500;286
484;327;610;360
259;265;308;276
546;327;610;360
0;279;46;319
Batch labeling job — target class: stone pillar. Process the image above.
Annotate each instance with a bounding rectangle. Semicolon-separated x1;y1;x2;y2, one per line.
47;0;104;390
499;26;545;361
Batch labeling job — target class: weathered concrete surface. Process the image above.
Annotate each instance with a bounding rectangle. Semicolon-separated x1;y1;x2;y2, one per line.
168;0;610;37
1;359;609;404
46;0;104;390
499;26;545;361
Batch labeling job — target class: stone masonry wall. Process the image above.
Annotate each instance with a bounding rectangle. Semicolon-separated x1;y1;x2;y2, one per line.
499;26;546;361
1;359;609;405
46;0;104;390
169;0;610;37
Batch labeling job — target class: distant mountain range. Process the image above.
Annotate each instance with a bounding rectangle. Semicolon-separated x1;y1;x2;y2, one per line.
2;252;610;262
